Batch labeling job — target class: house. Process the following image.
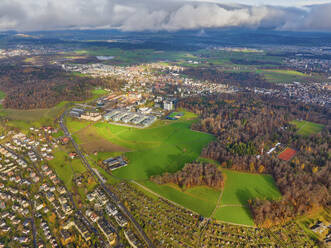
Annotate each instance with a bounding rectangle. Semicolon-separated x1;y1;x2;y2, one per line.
61;137;70;145
163;99;176;111
80;111;102;122
45;192;55;202
114;213;128;227
68;152;77;159
60;229;74;246
97;218;117;246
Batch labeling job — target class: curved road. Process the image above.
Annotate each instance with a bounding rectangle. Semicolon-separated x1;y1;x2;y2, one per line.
59;112;155;248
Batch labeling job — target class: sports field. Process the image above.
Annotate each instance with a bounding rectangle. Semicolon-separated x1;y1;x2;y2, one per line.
291;120;325;136
278;147;297;161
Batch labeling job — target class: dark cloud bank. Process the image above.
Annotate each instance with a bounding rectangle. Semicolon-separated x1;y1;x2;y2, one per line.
0;0;331;32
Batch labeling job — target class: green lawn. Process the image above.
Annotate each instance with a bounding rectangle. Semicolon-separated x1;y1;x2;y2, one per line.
213;206;254;226
92;88;108;96
66;118;91;133
0;87;105;125
4;101;70;125
0;90;5;100
291;120;325;136
74;48;196;65
48;149;87;189
256;69;308;83
206;169;282;226
92;120;214;180
140;181;220;217
68;115;282;226
220;169;281;206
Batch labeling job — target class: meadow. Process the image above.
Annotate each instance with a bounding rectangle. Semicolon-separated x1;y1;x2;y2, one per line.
1;87;107;129
220;169;281;206
93;119;214;180
291;120;325;136
68;114;282;226
256;69;308;83
48;149;87;190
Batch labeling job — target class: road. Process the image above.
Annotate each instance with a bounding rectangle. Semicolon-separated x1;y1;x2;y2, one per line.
59;111;155;248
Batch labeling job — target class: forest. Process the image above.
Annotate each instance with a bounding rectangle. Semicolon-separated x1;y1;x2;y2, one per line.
151;163;224;189
0;65;125;109
178;93;331;226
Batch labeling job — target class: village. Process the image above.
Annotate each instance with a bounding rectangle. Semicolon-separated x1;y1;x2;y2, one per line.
0;125;144;247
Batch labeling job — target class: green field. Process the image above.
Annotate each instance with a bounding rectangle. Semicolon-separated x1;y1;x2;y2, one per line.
256;69;308;83
140;181;220;217
92;88;108;96
93;120;214;180
291;120;325;136
68;114;282;225
220;169;281;206
213;206;254;226
74;48;198;65
206;169;282;226
3;101;70;129
48;149;87;189
0;90;5;100
0;87;104;127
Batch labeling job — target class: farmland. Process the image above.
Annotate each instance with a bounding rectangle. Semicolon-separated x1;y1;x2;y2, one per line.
291;120;325;136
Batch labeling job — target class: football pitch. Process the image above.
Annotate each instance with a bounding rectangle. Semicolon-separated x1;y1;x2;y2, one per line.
291;120;325;136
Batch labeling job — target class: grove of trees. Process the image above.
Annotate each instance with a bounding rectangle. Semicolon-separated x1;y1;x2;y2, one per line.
151;163;224;189
178;93;331;226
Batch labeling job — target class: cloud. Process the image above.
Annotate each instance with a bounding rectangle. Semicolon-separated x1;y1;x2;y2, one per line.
0;0;330;32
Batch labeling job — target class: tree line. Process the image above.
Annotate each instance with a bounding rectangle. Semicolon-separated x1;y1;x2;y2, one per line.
151;163;224;189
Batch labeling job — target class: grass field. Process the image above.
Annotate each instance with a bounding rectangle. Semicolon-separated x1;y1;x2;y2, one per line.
0;87;106;126
220;169;281;206
68;114;282;225
93;120;214;180
256;69;306;83
75;124;129;154
256;69;308;83
0;91;5;100
205;169;282;226
291;120;325;136
91;88;108;96
3;101;70;129
141;181;220;217
213;206;254;226
48;149;87;189
74;48;198;65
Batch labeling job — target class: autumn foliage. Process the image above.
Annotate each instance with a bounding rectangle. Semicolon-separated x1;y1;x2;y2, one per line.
151;163;224;189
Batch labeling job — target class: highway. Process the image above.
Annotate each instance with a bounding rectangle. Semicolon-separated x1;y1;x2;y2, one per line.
59;112;155;248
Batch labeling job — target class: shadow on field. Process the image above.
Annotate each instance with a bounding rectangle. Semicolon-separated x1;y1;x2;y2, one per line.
235;189;254;206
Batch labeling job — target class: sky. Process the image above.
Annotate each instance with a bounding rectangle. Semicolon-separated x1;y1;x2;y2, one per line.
0;0;331;32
